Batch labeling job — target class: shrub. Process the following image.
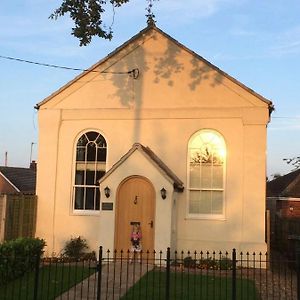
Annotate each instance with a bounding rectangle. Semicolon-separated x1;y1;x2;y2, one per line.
183;256;197;269
219;257;233;270
198;257;219;270
82;251;97;261
62;236;89;261
197;256;233;270
0;237;46;285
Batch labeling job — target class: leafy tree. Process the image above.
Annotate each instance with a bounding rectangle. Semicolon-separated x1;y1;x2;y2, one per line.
50;0;129;46
283;157;300;170
50;0;156;46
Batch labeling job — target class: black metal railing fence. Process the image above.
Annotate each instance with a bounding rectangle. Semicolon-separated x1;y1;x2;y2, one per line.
0;247;298;300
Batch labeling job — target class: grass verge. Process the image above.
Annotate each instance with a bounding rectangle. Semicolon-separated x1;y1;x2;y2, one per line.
121;270;259;300
0;264;96;300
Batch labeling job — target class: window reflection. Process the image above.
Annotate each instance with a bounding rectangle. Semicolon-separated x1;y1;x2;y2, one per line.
188;130;226;216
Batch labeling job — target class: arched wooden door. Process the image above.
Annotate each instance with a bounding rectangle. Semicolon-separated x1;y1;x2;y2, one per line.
115;176;155;252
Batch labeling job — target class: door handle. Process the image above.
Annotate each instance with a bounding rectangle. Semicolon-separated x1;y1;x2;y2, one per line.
148;220;154;228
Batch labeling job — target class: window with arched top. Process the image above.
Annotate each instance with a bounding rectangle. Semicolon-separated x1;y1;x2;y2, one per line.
188;130;226;217
73;131;107;211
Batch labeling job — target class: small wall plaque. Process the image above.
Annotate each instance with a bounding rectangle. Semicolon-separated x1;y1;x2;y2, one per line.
102;202;113;211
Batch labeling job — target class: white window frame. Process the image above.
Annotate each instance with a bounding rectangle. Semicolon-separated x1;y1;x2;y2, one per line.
187;129;226;220
72;130;107;215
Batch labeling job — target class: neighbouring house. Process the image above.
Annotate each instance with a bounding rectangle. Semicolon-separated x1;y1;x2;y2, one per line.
35;23;273;256
267;169;300;256
0;163;37;241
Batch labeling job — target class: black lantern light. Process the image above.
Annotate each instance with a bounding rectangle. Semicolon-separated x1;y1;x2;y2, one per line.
160;187;167;199
104;186;110;198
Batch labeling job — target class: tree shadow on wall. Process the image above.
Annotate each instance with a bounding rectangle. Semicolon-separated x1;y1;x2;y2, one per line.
106;29;225;142
152;38;224;90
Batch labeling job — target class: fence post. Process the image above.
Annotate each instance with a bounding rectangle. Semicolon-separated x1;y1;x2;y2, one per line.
33;252;40;300
232;248;236;300
166;247;171;300
97;246;103;300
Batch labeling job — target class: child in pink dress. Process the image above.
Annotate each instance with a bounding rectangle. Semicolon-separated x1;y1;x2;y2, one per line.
130;224;142;262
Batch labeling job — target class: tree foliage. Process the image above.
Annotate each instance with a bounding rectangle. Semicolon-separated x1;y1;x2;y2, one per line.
283;157;300;170
50;0;129;46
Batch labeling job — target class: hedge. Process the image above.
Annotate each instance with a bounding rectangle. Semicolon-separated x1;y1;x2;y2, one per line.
0;237;46;285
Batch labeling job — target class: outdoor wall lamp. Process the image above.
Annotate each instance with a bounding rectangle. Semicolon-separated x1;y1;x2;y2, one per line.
104;186;111;198
160;187;167;200
289;206;294;212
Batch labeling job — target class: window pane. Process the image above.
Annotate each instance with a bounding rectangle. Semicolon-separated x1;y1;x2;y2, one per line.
95;189;100;210
96;171;105;181
97;148;107;162
75;170;84;185
76;147;85;161
189;191;212;214
199;191;211;214
212;191;223;214
189;190;201;214
212;165;223;189
85;188;95;210
190;163;200;188
87;143;96;161
86;131;99;141
190;149;201;163
86;171;95;185
96;135;106;147
77;134;88;146
201;164;212;189
74;187;84;209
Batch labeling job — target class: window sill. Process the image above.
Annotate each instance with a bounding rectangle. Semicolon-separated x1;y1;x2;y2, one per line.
71;210;101;216
185;214;226;221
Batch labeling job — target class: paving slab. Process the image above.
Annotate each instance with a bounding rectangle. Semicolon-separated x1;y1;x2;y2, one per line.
56;262;152;300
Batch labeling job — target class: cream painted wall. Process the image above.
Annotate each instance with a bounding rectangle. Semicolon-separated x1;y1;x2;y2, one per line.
36;27;270;255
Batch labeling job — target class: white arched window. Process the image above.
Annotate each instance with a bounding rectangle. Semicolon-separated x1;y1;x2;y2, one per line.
73;131;107;211
188;130;226;217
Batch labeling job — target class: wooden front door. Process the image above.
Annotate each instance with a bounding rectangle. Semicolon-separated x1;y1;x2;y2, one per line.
115;176;155;252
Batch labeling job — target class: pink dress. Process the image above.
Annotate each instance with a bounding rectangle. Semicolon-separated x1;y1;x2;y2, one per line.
130;231;142;252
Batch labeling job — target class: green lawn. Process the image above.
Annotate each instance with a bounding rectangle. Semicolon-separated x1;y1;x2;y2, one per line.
122;270;259;300
0;264;96;300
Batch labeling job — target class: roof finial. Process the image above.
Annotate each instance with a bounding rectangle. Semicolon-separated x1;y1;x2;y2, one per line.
146;0;156;26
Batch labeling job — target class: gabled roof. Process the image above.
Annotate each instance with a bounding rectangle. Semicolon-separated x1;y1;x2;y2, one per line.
267;169;300;198
100;143;184;191
35;23;273;112
0;166;36;194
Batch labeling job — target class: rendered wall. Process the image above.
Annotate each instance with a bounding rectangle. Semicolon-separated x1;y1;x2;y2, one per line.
36;28;270;255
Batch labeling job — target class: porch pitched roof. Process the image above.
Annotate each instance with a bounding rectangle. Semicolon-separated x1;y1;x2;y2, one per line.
99;143;184;192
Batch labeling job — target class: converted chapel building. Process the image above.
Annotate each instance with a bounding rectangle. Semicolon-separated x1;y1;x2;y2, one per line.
35;24;273;255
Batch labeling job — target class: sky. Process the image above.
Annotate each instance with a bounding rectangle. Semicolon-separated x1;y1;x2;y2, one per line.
0;0;299;178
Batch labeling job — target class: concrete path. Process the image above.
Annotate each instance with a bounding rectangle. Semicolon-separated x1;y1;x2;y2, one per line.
56;262;152;300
